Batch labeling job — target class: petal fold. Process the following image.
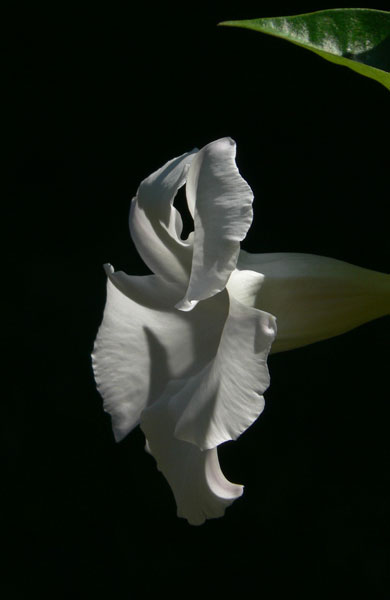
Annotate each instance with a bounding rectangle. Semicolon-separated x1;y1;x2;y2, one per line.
227;268;265;307
140;379;243;526
130;150;197;284
92;265;228;441
176;138;254;310
172;289;277;450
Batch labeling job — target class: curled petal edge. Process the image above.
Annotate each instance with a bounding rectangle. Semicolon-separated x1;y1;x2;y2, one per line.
173;279;277;451
176;137;254;311
141;377;244;526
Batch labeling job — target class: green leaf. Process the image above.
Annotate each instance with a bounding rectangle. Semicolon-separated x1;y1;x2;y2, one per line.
220;8;390;90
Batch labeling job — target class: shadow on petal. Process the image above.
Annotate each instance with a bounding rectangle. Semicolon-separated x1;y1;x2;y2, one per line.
143;325;171;409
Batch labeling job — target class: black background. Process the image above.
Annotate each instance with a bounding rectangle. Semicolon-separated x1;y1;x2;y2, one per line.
5;2;390;597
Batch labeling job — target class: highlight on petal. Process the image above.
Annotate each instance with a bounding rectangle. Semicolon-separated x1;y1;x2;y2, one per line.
238;250;390;353
172;290;277;451
92;265;229;442
140;379;243;526
227;268;265;308
176;137;254;311
130;149;197;285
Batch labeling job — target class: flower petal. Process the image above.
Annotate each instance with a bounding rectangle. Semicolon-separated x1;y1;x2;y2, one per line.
176;138;254;311
226;268;265;307
92;265;228;442
238;251;390;353
130;149;197;284
172;289;276;450
140;380;243;526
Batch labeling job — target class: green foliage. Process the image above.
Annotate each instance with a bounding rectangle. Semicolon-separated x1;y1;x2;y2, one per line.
220;8;390;90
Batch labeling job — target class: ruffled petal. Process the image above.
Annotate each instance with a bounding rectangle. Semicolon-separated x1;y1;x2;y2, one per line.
176;138;254;311
130;150;197;284
238;251;390;353
140;379;243;526
172;288;277;450
92;266;228;442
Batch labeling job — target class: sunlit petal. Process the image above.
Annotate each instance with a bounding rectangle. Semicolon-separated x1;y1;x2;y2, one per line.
227;268;265;307
176;138;254;310
172;290;276;450
92;265;228;441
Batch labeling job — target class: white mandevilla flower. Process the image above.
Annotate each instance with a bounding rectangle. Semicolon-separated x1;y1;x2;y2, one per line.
93;138;390;525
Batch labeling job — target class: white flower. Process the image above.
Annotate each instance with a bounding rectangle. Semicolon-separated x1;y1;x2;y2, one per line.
93;138;390;525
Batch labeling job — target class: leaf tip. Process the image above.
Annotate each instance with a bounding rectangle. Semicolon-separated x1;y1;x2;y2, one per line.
218;20;248;28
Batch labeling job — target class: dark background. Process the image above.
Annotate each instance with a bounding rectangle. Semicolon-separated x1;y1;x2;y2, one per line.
5;2;390;597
